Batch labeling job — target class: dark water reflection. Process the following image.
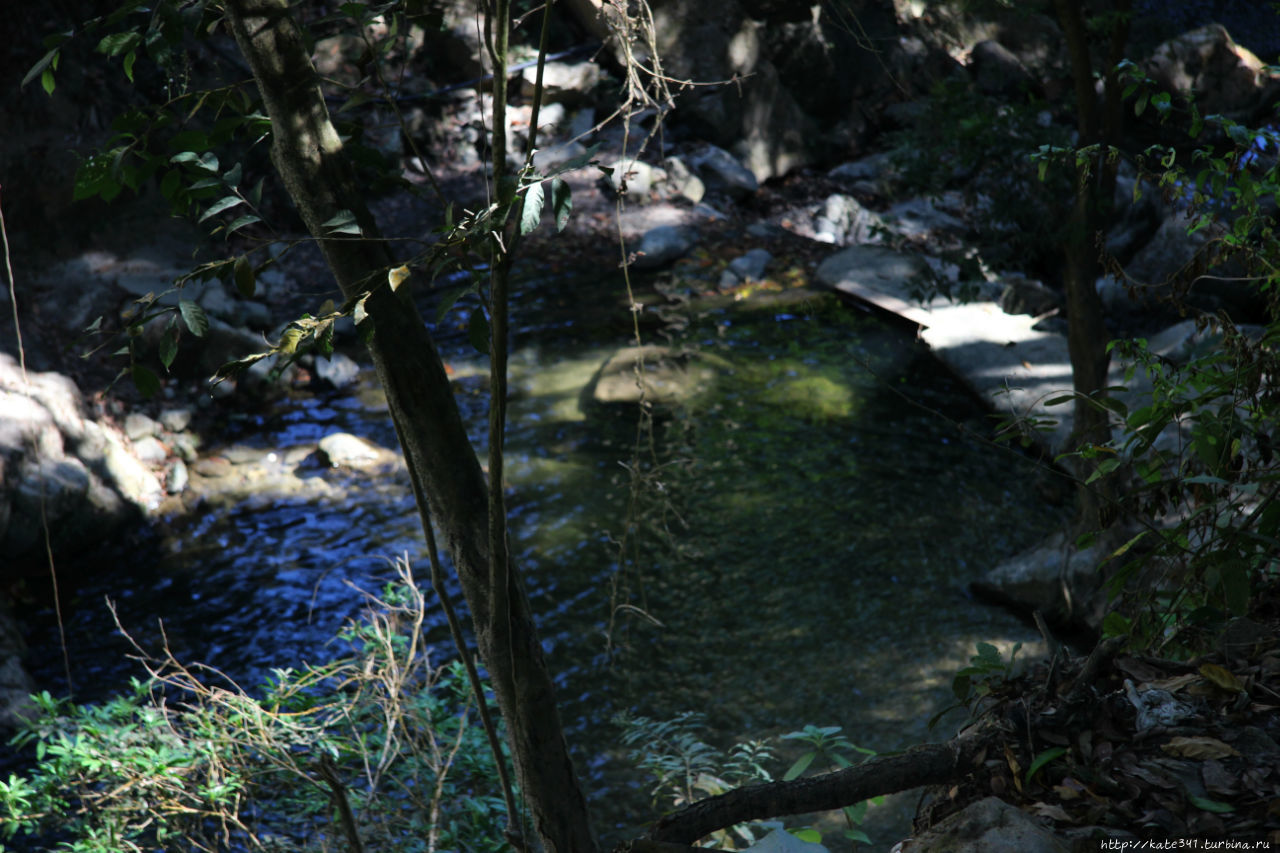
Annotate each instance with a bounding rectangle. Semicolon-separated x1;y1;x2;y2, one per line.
23;278;1064;848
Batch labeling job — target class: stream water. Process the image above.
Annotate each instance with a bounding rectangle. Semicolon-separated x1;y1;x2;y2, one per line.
23;271;1066;848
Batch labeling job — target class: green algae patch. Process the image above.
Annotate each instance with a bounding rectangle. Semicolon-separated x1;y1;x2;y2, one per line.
761;372;856;422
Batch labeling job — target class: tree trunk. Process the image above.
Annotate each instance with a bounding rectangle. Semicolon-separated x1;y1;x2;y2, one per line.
1053;0;1132;531
222;3;596;851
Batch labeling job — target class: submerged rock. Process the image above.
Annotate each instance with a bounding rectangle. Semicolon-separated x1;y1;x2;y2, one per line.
581;345;723;411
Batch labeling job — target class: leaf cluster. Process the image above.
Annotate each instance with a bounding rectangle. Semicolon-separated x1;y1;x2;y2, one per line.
0;563;512;853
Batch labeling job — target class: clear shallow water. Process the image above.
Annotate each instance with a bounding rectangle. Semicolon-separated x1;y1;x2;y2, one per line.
23;279;1065;848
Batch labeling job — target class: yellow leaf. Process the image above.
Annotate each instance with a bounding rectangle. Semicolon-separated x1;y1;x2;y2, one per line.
1199;663;1245;693
278;327;305;355
1161;736;1238;760
388;264;411;291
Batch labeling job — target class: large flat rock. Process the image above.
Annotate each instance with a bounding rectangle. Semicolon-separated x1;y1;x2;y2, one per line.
816;245;1103;455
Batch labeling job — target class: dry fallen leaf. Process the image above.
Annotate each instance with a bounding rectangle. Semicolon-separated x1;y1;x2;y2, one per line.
1200;663;1246;693
1161;736;1239;760
1029;801;1074;822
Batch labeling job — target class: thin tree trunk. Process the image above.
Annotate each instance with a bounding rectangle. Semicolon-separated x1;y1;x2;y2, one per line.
222;3;596;850
1054;0;1131;531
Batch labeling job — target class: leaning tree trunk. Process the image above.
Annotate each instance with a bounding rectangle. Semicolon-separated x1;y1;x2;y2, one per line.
223;3;596;851
1054;0;1131;532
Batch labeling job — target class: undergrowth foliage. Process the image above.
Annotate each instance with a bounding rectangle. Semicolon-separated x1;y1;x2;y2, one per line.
0;559;511;853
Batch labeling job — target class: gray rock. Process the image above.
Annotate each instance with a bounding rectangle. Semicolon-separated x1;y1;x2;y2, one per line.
318;432;387;468
998;277;1060;317
814;245;932;294
159;408;193;433
604;159;654;202
824;151;896;192
720;248;773;289
521;61;599;105
239;300;274;330
744;829;827;853
1125;214;1215;287
813;194;884;245
314;353;361;390
131;436;169;466
690;145;759;199
124;411;160;440
633;225;699;270
0;354;154;568
971;529;1116;630
880;196;966;240
900;797;1067;853
102;432;163;508
1144;24;1280;120
661;156;706;204
167;459;188;494
171;432;200;463
970;39;1039;96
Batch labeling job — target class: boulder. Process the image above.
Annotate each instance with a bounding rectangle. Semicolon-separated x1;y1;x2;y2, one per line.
814;245;932;296
828;151;899;198
689;145;759;200
0;353;154;569
998;276;1060;318
812;194;884;246
520;61;600;105
970;530;1117;631
314;353;362;390
604;158;655;203
1144;24;1280;120
900;797;1068;853
970;40;1039;97
317;432;395;469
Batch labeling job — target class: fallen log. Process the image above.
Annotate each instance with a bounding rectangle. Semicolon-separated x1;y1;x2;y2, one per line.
633;722;1004;847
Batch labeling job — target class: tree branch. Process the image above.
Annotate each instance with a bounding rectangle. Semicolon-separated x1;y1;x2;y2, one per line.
641;724;1003;846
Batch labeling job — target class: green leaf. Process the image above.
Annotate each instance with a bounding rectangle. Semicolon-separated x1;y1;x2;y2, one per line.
132;364;161;398
198;195;244;222
97;31;142;57
179;299;209;337
22;47;61;89
435;280;477;323
790;829;822;844
322;210;362;236
41;68;56;96
551;177;572;232
1187;794;1234;814
158;326;179;370
1101;611;1130;638
520;180;545;235
225;214;262;237
844;829;871;844
467;306;490;354
123;50;137;82
233;256;256;298
782;751;815;781
222;162;243;188
1024;747;1066;785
